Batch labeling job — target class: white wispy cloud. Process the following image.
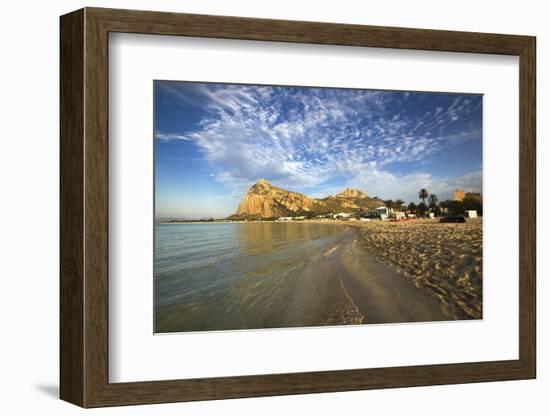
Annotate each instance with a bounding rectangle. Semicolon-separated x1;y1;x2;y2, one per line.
157;83;482;200
348;168;482;203
154;132;192;141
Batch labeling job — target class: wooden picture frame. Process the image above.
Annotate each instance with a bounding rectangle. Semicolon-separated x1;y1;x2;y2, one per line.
60;7;536;408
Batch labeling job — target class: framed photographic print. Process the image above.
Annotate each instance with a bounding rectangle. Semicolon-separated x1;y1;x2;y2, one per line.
60;7;536;407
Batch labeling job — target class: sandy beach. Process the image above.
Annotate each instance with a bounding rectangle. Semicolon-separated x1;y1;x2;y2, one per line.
352;219;482;320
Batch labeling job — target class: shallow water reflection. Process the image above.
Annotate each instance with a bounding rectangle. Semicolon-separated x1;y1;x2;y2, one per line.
154;222;346;332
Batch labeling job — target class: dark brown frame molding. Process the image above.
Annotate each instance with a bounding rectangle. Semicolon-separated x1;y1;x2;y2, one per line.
60;7;536;408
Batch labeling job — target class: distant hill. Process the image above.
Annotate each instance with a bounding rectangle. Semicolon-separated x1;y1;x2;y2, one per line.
334;187;368;199
230;179;383;220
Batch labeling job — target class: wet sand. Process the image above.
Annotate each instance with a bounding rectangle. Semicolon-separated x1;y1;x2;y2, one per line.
336;239;449;323
283;228;364;327
284;226;450;326
352;219;482;320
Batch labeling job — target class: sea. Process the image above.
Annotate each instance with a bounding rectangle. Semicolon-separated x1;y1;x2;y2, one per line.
154;222;448;333
154;222;357;332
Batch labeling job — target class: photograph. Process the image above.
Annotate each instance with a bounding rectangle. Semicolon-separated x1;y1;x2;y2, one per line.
153;81;483;333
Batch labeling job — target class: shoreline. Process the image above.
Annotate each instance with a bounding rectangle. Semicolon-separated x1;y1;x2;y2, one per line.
333;235;451;323
156;217;468;225
156;221;457;332
350;219;482;320
155;218;482;330
156;219;359;225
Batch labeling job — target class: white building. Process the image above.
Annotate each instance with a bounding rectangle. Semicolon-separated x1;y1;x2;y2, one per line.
395;211;406;220
375;206;390;217
277;216;307;221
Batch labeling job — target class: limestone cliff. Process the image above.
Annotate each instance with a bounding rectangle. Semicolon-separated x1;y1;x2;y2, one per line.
234;179;325;218
334;187;368;199
233;179;382;219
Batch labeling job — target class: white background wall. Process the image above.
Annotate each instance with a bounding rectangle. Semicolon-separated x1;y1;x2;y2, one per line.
0;0;546;414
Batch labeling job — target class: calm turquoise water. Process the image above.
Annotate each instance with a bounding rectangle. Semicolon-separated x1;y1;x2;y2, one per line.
154;222;349;332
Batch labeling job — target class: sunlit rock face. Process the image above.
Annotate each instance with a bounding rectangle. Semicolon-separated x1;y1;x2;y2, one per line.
235;179;321;218
234;180;381;219
334;188;368;199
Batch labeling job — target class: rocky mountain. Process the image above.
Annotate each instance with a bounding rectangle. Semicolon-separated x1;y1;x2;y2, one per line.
231;179;382;219
334;187;368;199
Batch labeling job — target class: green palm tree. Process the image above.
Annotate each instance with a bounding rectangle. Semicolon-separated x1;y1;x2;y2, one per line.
418;189;428;205
428;194;439;216
383;199;394;214
395;199;405;211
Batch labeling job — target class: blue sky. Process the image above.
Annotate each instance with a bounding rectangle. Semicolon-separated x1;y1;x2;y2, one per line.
155;81;482;219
